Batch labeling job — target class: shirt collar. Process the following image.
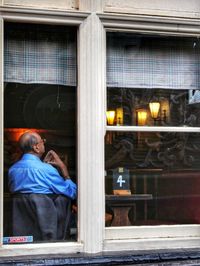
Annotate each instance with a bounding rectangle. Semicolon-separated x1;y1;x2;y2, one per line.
22;153;41;161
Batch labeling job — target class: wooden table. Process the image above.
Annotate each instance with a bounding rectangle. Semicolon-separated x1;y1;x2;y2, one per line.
106;194;153;226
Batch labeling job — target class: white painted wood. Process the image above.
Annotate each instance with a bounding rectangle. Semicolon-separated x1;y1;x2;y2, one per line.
105;225;200;240
79;0;103;12
0;17;3;247
99;13;200;37
3;0;78;11
104;0;200;19
106;126;200;133
0;6;88;25
78;13;106;253
0;242;83;257
103;237;200;252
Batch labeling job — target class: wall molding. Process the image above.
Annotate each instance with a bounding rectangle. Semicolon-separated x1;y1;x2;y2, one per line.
0;6;89;24
99;13;200;36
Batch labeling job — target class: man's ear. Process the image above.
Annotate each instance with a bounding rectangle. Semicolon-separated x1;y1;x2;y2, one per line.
32;144;40;154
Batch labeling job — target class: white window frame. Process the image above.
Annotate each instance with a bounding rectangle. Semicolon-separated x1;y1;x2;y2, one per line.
0;7;92;257
0;6;200;257
100;13;200;252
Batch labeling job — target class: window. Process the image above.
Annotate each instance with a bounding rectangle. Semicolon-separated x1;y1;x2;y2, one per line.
3;22;78;244
105;33;200;228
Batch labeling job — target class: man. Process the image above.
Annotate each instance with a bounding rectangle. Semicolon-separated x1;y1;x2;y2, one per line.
8;131;77;241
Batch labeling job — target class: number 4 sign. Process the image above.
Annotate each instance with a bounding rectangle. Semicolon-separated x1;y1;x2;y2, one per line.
117;175;126;187
112;167;130;191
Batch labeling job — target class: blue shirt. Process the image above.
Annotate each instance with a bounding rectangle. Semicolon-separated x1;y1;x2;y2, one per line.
8;154;77;199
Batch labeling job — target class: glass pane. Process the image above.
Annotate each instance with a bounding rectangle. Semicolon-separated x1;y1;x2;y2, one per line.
3;23;77;244
106;88;200;127
4;83;77;243
106;33;200;127
105;131;200;226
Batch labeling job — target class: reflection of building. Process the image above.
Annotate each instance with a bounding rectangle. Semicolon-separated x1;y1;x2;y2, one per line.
189;90;200;104
1;0;200;265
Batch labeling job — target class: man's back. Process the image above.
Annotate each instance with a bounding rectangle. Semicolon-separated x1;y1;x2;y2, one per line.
9;153;77;199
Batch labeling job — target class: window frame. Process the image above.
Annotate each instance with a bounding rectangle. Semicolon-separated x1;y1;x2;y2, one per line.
0;6;200;256
102;13;200;251
0;7;89;256
0;6;106;256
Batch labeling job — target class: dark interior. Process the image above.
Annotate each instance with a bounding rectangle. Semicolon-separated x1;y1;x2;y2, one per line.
4;83;77;240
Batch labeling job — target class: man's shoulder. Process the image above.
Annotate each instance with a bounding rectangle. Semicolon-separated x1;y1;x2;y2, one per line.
9;157;59;175
9;157;43;170
9;159;23;169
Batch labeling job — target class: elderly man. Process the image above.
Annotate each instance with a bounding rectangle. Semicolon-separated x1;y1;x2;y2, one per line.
8;131;77;242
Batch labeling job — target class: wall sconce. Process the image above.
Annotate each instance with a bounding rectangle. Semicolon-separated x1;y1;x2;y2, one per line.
149;102;160;119
149;101;167;124
106;110;115;144
116;107;123;126
106;110;115;125
137;109;147;126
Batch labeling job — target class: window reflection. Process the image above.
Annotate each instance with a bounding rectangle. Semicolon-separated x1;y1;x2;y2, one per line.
105;132;200;226
105;33;200;227
106;88;200;127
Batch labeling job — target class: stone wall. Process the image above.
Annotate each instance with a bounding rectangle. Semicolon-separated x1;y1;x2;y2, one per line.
1;0;200;18
2;0;78;10
104;0;200;18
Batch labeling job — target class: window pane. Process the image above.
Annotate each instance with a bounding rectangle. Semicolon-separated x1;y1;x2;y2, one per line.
105;131;200;226
106;33;200;127
3;22;77;244
106;88;200;127
4;83;77;243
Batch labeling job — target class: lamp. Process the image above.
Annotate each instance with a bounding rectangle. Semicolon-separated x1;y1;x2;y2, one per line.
106;110;115;125
149;102;160;119
149;101;167;124
137;110;147;126
106;110;116;144
116;107;123;126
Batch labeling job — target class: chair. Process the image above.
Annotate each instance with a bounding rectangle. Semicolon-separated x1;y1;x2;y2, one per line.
12;193;71;241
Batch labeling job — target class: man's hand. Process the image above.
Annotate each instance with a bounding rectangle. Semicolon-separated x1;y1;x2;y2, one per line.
44;150;70;179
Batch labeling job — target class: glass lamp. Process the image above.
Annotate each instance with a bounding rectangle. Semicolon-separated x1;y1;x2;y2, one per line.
116;107;123;125
137;110;147;126
106;110;115;125
149;102;160;119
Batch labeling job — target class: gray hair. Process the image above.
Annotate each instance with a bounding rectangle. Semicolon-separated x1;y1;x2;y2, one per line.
19;132;38;153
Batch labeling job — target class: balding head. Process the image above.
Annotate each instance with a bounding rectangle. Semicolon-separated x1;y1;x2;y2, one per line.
19;131;43;155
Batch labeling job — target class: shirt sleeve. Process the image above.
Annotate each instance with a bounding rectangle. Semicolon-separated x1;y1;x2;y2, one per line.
41;163;77;199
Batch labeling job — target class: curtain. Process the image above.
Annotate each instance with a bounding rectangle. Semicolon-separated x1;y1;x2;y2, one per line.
107;33;200;90
4;23;77;86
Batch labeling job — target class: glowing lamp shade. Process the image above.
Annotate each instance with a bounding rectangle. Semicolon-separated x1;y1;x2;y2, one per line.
149;102;160;119
137;110;147;126
106;110;115;125
116;107;123;125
